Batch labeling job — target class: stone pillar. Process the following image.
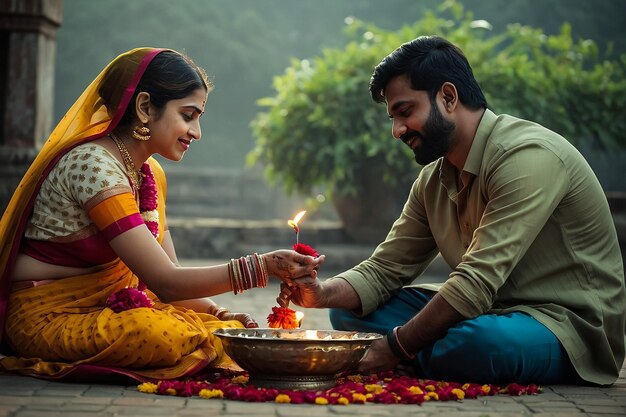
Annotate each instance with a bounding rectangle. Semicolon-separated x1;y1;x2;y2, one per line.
0;0;62;214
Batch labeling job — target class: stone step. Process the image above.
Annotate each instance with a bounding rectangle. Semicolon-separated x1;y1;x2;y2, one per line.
168;217;353;260
163;167;319;220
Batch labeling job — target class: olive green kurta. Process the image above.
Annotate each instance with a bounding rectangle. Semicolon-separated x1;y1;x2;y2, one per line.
338;109;625;385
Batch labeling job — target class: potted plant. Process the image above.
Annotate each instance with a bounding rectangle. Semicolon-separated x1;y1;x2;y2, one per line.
247;20;421;243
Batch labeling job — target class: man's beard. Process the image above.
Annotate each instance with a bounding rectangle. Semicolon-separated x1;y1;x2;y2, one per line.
401;103;455;165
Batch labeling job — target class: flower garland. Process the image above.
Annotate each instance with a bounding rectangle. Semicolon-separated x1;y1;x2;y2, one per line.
105;135;159;313
105;163;157;312
139;162;159;239
137;369;541;404
110;133;159;239
266;243;320;329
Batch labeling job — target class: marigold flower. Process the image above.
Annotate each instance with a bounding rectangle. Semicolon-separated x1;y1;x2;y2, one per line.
267;306;299;329
526;384;542;395
408;386;424;395
293;243;319;257
199;388;224;399
426;392;439;401
451;388;465;400
365;384;384;394
137;382;158;393
275;394;291;403
351;393;367;403
503;383;527;396
137;369;542;405
347;375;362;383
231;375;249;385
105;287;153;313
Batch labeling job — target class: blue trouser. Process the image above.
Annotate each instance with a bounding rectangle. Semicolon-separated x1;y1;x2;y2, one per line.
330;288;580;385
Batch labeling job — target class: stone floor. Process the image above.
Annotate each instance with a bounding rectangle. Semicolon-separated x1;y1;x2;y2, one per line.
1;264;625;416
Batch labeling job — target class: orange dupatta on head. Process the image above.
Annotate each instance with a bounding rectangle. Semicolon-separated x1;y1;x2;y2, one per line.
0;48;164;343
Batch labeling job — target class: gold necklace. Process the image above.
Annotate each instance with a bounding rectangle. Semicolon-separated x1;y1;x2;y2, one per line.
110;132;142;194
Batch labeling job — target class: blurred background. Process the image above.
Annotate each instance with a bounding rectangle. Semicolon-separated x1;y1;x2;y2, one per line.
2;0;625;265
55;0;625;169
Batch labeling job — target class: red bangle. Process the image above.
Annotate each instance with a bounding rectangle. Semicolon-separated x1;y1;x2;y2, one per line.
387;326;416;360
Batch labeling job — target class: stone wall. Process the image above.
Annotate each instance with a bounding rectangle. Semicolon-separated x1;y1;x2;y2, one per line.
0;147;37;212
162;165;337;221
0;0;62;214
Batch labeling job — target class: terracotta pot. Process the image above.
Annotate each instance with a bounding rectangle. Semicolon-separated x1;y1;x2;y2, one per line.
332;174;407;244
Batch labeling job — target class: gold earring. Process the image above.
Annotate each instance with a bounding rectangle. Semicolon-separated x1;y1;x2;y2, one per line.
132;124;151;141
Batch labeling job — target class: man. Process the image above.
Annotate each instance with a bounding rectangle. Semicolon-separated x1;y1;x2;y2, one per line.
280;36;625;385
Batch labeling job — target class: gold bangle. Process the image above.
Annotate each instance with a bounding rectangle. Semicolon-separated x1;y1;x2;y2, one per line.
229;258;241;294
257;253;268;287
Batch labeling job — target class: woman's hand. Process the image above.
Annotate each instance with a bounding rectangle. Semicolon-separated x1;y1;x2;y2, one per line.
262;250;325;282
217;311;259;328
206;301;259;328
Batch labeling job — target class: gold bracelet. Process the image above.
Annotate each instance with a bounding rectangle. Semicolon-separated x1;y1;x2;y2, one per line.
257;253;268;287
229;258;241;294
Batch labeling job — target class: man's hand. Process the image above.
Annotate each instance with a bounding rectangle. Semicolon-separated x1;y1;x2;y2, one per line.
357;337;401;374
276;270;327;308
278;274;363;311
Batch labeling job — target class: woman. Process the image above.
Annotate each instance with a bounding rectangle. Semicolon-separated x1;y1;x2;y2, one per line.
0;48;324;382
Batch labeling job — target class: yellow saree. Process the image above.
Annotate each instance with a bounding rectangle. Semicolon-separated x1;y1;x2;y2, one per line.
2;260;242;381
0;48;241;381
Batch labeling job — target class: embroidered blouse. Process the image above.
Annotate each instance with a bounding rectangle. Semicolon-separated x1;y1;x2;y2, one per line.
21;143;143;267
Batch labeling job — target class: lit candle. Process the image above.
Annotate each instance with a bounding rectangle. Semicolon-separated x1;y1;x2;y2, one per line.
288;210;307;245
295;311;304;328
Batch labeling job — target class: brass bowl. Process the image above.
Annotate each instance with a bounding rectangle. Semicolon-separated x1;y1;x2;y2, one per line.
213;328;382;390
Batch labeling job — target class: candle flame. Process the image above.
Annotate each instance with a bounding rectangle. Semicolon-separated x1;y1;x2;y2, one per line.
287;210;307;232
295;311;304;328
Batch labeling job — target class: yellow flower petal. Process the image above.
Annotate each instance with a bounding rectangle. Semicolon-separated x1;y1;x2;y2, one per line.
198;389;224;399
452;388;465;400
231;375;249;385
347;375;362;383
275;394;291;403
408;386;424;395
351;393;367;403
137;382;158;393
365;384;384;394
